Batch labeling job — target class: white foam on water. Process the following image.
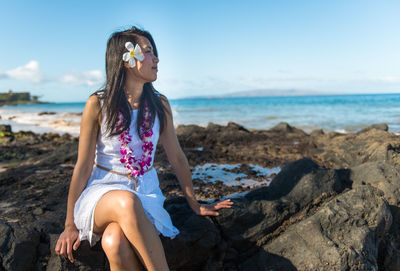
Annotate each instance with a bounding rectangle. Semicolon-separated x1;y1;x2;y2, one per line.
333;129;347;134
0;110;81;136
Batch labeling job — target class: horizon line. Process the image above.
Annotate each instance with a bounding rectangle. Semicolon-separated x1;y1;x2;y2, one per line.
12;91;400;104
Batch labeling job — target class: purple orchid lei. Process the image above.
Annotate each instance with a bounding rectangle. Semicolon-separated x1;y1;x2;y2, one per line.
117;101;154;179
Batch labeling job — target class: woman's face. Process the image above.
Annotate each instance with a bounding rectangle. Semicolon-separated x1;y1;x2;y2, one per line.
126;37;159;83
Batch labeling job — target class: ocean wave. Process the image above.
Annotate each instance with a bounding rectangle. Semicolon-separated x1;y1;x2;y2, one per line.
175;108;217;113
333;129;348;134
2;94;400;135
0;111;80;136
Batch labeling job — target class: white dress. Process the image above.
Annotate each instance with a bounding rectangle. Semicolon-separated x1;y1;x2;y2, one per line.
74;104;180;247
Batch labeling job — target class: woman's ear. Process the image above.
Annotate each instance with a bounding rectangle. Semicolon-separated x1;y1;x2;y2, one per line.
123;60;140;71
123;61;131;69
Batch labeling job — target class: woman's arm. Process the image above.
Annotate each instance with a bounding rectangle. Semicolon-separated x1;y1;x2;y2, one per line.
55;94;101;263
64;94;101;228
159;95;202;213
159;95;233;216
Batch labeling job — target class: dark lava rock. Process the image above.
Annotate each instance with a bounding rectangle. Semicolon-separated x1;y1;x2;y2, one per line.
226;122;249;133
270;122;306;135
310;128;324;136
29;157;353;270
245;185;392;270
1;122;400;270
359;123;389;133
311;128;400;168
161;203;224;270
351;161;400;206
38;112;56;116
47;234;107;271
212;158;351;261
0;220;41;271
351;162;400;270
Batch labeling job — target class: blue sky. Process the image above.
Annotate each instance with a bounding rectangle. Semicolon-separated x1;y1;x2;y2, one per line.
0;0;399;102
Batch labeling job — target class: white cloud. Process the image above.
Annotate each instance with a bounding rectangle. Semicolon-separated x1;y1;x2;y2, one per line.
1;60;44;83
61;70;104;86
0;61;105;87
370;76;399;83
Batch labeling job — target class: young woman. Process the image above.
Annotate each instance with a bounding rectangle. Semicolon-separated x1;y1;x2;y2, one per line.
54;26;233;270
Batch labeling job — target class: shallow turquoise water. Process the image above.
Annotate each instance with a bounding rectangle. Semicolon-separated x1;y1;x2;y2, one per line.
1;93;400;133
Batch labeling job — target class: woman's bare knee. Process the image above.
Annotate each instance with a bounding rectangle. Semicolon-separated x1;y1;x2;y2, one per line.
101;222;130;259
101;222;143;270
116;191;143;210
94;190;144;234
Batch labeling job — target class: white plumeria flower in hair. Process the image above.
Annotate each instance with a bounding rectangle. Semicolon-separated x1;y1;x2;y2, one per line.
122;41;145;67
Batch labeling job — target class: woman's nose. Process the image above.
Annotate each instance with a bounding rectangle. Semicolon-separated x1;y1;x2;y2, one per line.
154;55;159;63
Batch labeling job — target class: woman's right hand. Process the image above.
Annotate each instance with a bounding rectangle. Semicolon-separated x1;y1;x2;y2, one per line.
55;224;81;263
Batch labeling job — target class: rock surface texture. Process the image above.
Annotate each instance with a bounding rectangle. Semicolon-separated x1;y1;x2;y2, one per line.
0;122;399;270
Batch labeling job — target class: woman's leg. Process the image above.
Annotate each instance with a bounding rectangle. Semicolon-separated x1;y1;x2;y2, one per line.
93;190;169;271
101;222;143;271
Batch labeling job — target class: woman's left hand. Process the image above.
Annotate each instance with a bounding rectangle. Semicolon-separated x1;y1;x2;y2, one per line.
194;199;234;216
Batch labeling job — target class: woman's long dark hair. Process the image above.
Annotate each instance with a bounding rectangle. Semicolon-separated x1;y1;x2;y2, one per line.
93;26;168;138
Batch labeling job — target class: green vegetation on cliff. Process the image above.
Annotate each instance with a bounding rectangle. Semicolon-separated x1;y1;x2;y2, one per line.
0;90;46;106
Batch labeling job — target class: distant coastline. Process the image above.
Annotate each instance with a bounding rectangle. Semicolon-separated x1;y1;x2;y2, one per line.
0;90;50;107
176;89;400;100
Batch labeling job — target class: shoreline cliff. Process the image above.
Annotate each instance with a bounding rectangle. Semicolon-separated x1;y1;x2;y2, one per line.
0;90;49;107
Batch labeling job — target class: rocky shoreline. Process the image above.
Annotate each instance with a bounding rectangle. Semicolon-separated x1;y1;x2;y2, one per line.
0;122;399;270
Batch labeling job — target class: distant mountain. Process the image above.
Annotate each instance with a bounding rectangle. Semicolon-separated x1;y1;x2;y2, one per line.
214;89;331;98
176;89;390;100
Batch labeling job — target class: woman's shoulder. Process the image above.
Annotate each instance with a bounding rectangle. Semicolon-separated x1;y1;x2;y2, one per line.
84;93;102;124
86;94;101;109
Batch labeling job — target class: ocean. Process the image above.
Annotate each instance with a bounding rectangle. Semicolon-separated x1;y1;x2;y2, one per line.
1;93;400;136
